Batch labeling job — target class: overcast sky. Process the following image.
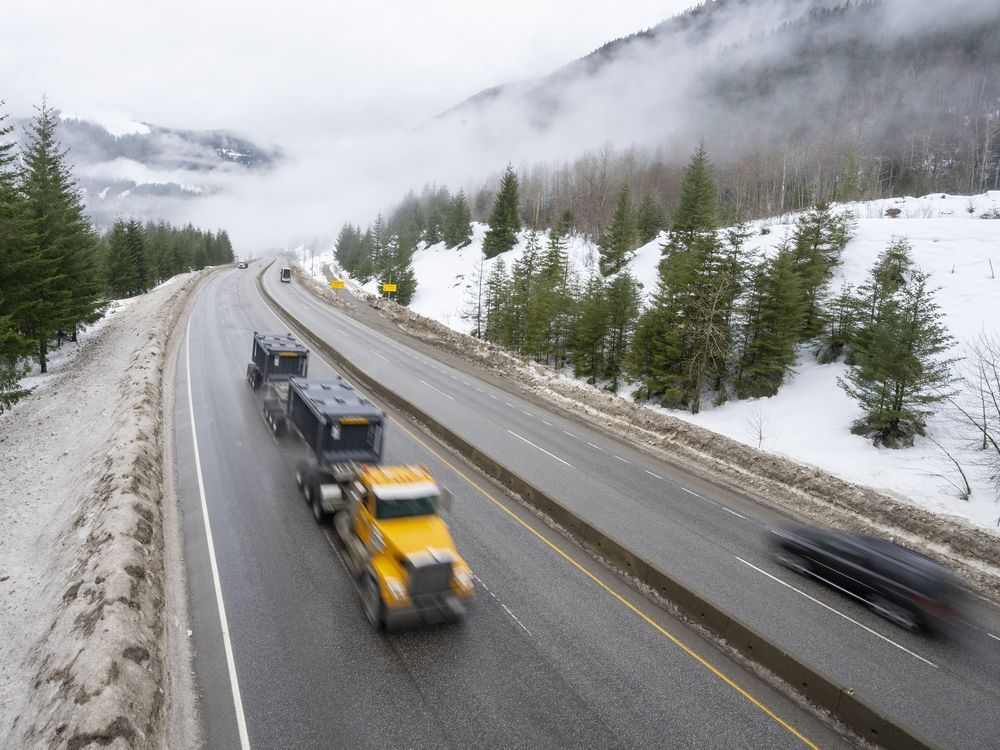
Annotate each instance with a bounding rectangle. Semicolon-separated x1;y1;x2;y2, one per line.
2;2;691;141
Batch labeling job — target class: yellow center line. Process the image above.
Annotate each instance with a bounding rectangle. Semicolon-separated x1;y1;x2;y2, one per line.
263;280;819;749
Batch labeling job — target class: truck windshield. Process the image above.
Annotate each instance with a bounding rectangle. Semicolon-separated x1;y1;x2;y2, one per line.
376;495;438;519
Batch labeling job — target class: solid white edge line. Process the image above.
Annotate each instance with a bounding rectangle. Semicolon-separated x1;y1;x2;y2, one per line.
734;556;937;668
506;429;574;468
185;317;252;749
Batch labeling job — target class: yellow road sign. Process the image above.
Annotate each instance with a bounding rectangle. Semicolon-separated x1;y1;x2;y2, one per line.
330;279;345;289
382;283;397;293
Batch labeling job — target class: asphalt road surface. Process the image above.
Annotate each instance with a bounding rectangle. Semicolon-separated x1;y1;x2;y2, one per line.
173;263;999;748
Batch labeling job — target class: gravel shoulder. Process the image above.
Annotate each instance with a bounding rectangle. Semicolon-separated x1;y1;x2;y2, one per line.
0;271;209;749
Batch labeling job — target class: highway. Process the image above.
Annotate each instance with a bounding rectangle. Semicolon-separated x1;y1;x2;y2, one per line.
174;263;1000;748
263;265;1000;748
174;267;846;749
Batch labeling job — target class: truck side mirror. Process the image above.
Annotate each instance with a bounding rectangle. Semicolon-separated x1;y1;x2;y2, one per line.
440;487;453;513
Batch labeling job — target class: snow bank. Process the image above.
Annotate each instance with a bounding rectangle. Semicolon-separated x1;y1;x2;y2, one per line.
0;272;202;748
320;192;1000;531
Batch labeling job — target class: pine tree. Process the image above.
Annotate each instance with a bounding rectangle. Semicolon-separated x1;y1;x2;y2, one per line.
790;204;855;340
599;185;637;275
483;259;509;343
735;244;806;398
572;274;608;384
636;193;666;245
538;223;572;365
125;219;149;294
503;231;542;353
103;219;135;297
629;145;738;412
19;99;102;368
0;105;34;410
839;268;956;447
482;165;522;259
603;272;642;391
443;190;473;248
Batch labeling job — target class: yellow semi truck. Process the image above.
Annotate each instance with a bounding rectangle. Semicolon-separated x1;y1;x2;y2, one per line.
272;373;473;630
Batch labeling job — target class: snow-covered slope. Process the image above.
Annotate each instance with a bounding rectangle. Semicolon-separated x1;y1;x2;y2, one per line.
316;192;1000;529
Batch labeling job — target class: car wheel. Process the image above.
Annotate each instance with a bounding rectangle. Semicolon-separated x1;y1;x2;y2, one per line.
868;595;922;632
302;469;316;504
362;575;384;631
773;550;811;576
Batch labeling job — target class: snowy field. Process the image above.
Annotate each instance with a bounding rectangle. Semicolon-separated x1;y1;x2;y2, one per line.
310;192;1000;530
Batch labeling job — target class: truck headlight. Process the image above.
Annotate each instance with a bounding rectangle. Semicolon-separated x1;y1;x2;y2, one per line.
453;567;474;591
385;577;408;601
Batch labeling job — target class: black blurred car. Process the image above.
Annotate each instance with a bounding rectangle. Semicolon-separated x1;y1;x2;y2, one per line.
237;261;248;269
770;525;961;633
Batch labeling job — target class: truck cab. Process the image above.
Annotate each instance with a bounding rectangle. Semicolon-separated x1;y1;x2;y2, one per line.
280;266;292;282
343;465;474;630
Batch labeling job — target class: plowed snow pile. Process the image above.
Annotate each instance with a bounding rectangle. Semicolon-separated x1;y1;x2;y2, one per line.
0;273;200;748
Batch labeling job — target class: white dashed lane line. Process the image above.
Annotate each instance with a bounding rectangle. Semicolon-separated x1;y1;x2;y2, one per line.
473;575;531;636
521;410;533;417
562;430;579;439
681;487;702;499
372;351;388;361
735;557;937;668
489;394;499;400
646;470;663;480
541;420;553;427
722;507;747;520
505;402;515;408
507;429;574;468
989;633;1000;643
614;455;630;464
586;442;606;452
418;379;455;401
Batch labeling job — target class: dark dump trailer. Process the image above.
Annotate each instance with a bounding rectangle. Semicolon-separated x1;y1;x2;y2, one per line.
246;331;309;435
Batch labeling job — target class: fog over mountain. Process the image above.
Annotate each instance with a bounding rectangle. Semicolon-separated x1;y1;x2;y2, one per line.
30;0;999;249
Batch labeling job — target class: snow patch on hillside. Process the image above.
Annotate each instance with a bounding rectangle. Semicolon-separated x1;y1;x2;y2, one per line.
59;111;151;137
317;192;1000;528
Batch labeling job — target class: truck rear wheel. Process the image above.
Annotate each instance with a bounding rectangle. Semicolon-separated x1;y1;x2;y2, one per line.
311;486;330;525
246;364;261;390
362;575;384;631
300;467;317;505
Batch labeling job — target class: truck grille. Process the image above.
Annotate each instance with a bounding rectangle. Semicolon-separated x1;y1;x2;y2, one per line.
407;560;452;596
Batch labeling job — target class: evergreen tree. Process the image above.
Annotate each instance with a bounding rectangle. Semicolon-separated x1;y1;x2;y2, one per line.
103;219;135;297
629;145;738;412
381;235;418;305
19;100;102;368
125;219;149;294
853;238;915;355
482;165;522;259
603;272;642;391
599;185;637;275
0;105;34;410
735;244;806;398
636;193;667;245
840;267;956;447
572;274;608;384
483;259;509;343
538;222;572;366
443;190;473;248
503;231;543;353
822;284;859;363
790;204;855;340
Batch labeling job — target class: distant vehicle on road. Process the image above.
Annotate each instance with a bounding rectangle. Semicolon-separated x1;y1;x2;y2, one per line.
280;266;292;282
237;260;248;269
770;525;962;634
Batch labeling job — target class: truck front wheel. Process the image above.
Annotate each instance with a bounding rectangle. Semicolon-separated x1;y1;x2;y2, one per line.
362;575;384;631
